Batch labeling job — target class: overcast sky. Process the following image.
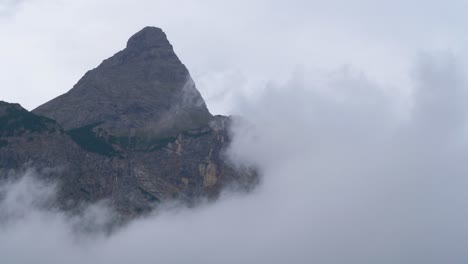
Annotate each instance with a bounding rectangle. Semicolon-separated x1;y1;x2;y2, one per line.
2;1;468;263
1;0;468;114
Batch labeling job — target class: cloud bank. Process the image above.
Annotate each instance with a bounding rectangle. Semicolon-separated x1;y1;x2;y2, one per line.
1;52;468;263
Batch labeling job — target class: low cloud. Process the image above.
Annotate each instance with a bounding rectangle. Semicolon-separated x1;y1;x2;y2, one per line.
1;53;468;263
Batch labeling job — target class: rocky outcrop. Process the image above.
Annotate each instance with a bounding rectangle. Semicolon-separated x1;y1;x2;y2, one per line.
0;27;257;219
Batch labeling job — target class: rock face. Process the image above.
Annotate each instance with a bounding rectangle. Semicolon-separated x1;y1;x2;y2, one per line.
0;27;256;219
34;27;212;138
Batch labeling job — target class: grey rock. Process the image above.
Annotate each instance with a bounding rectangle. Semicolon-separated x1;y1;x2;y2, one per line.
34;27;212;138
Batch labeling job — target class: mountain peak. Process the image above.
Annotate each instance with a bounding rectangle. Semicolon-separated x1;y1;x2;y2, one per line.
126;27;171;50
33;26;212;138
2;28;257;219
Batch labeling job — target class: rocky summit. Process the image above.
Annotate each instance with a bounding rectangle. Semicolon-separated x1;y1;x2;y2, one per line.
0;27;257;219
34;27;212;139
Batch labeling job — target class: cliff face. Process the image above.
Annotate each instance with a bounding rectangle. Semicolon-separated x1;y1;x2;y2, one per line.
0;27;257;218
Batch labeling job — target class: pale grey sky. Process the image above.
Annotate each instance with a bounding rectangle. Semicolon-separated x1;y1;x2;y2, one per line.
1;0;468;114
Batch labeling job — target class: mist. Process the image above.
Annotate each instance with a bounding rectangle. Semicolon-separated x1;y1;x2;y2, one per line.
1;51;468;263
